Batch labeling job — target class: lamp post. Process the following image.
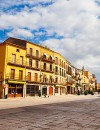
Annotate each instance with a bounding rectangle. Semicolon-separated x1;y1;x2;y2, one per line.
39;56;43;97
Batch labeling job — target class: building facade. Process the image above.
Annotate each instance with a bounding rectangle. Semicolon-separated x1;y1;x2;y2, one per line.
0;37;97;98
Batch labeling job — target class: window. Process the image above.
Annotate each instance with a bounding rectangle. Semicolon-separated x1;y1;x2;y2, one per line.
64;70;66;77
62;88;65;93
16;49;20;52
66;65;68;72
60;68;61;76
50;64;52;71
19;70;23;80
49;56;52;60
43;54;46;59
36;50;39;57
55;57;58;64
28;72;31;81
55;87;58;93
34;73;38;82
30;48;33;55
62;69;63;76
62;61;63;67
44;63;46;70
20;56;23;65
49;76;52;83
55;77;58;83
12;54;16;63
60;77;61;83
59;59;61;65
64;62;65;68
29;59;32;67
36;61;39;68
55;66;58;74
10;69;15;79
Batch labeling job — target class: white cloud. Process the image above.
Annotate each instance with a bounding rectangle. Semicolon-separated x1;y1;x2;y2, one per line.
7;28;33;38
0;0;100;81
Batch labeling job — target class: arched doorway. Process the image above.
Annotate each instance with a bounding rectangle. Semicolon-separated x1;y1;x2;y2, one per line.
67;86;71;94
42;86;47;95
49;86;53;95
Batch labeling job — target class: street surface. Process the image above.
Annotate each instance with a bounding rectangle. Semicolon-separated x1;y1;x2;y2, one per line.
0;94;100;130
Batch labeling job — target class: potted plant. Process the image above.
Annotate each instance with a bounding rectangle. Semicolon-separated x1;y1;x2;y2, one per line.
91;90;94;95
84;90;88;95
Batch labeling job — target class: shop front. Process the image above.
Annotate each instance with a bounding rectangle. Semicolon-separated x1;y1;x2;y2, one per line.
55;85;60;95
8;83;23;98
42;86;47;96
60;87;66;95
26;85;39;96
67;86;71;94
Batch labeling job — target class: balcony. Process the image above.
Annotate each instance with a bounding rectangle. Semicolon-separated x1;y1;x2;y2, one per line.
41;65;54;73
26;77;40;84
26;64;40;71
67;70;72;75
54;81;66;85
66;79;73;85
55;71;59;75
26;51;41;60
42;57;55;64
55;61;58;65
41;78;55;85
6;73;26;81
7;58;26;68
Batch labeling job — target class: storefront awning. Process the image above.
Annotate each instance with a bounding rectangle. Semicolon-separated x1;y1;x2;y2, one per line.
8;80;26;84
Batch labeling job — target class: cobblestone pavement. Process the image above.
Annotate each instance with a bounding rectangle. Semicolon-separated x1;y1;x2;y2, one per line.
0;95;100;130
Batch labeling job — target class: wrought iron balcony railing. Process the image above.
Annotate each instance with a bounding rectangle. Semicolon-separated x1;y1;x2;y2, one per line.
41;65;54;73
7;58;26;67
26;51;41;60
41;57;55;63
6;73;26;81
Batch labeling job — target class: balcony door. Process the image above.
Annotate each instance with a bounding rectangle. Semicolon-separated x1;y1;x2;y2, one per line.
28;72;31;81
20;56;23;65
30;48;33;56
19;70;23;80
36;50;39;57
36;61;38;68
12;54;16;63
44;63;46;70
34;73;38;82
50;64;52;71
29;59;32;67
10;69;15;79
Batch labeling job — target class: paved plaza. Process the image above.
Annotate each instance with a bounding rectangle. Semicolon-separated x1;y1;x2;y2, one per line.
0;94;100;130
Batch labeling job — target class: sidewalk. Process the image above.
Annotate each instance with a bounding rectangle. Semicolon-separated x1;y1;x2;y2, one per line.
0;94;100;110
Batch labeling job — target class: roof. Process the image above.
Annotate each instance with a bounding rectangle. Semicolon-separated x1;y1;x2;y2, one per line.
5;37;27;48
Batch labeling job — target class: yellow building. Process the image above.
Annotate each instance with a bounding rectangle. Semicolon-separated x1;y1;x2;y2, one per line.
97;83;100;90
54;52;66;95
0;38;26;98
26;41;41;97
0;37;97;98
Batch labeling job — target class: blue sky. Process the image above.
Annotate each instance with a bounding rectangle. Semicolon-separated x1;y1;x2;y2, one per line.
0;0;100;82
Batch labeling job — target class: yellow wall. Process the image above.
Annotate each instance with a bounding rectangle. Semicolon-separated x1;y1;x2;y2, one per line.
0;43;6;78
5;44;26;79
27;42;41;56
